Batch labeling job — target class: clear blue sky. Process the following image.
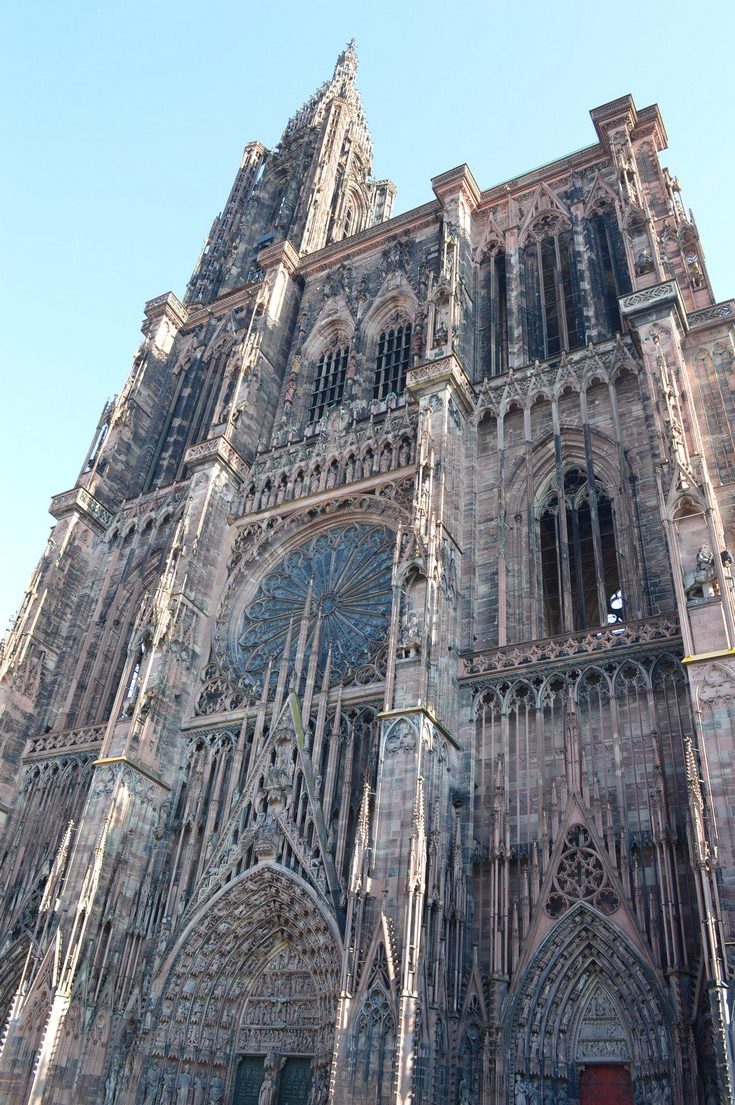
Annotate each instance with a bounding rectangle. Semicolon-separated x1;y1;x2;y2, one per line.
1;0;733;634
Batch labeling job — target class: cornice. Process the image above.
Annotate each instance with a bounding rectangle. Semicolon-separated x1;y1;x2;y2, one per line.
619;279;688;330
477;144;604;208
50;486;114;533
182;281;263;330
92;755;170;791
184;435;250;484
432;164;482;210
296;201;441;277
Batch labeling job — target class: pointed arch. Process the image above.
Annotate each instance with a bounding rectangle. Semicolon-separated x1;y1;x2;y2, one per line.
341;917;398;1105
144;864;341;1099
360;274;418;346
505;902;674;1104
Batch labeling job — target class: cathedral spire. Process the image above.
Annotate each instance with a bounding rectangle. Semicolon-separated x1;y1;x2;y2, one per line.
185;39;394;304
332;38;358;86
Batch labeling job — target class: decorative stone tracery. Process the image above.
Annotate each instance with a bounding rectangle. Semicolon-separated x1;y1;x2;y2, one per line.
234;523;394;689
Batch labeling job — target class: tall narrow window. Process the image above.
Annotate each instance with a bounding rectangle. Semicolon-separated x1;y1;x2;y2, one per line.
523;218;584;361
309;345;349;422
539;470;622;635
482;251;508;376
588;208;631;337
121;636;148;717
373;322;412;400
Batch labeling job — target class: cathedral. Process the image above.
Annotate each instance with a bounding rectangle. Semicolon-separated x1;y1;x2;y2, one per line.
2;40;735;1105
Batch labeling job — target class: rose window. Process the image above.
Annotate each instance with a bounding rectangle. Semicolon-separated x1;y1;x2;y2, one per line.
545;824;620;918
234;523;395;689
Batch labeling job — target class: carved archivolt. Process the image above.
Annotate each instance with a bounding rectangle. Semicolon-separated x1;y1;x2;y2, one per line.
144;866;341;1099
506;903;673;1103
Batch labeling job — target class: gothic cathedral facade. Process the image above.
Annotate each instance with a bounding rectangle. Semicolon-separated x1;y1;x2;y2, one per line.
2;43;735;1105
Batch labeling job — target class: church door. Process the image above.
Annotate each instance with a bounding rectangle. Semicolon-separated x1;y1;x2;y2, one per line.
276;1057;312;1104
233;1057;266;1105
579;1064;633;1105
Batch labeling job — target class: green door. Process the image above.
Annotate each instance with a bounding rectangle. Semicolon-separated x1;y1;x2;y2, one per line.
233;1056;265;1105
277;1057;312;1105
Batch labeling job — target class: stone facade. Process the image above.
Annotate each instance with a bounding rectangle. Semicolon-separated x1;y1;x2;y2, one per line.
1;42;735;1105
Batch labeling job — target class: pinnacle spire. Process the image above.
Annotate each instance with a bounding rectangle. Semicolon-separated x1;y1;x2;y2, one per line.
334;38;358;83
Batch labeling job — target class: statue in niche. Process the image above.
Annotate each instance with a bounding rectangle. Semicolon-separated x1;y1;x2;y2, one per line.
398;605;422;659
635;248;655;276
307;1062;328;1105
684;544;718;601
458;1078;474;1105
689;259;705;289
258;1053;282;1105
142;1066;160;1105
192;1074;206;1105
616;145;641;207
175;1070;193;1104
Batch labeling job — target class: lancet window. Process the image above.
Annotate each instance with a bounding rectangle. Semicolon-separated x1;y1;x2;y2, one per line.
523;215;583;360
539;469;622;634
373;322;412;400
351;982;395;1103
120;634;149;716
587;207;631;336
482;249;509;376
309;344;349;422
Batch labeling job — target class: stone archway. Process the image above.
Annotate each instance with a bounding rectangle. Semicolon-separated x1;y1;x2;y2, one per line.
137;865;341;1105
505;903;675;1105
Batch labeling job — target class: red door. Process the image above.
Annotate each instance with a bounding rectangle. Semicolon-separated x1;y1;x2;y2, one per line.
579;1064;634;1105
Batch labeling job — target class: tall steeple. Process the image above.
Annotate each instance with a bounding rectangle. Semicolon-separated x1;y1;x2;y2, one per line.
185;42;395;305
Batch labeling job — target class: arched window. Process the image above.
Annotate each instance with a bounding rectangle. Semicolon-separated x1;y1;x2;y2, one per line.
478;243;509;378
352;983;395;1103
587;207;631;337
487;251;508;376
121;635;149;717
373;322;412;400
309;345;349;422
523;216;583;360
539;470;622;634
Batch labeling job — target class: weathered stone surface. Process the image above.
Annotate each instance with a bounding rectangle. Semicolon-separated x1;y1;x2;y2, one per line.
0;47;734;1105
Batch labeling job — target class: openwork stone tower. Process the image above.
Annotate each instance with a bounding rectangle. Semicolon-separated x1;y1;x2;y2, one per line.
1;43;735;1105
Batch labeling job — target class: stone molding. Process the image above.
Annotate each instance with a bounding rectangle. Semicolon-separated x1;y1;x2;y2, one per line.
143;291;188;328
50;485;113;532
407;352;476;414
24;723;106;760
687;300;734;330
619;279;687;327
460;615;681;678
184;434;250;483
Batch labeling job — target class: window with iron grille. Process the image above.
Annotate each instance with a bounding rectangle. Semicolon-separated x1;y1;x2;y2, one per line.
309;346;349;422
373;323;412;400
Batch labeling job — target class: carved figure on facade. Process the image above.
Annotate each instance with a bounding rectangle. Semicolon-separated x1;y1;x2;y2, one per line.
684;544;718;601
